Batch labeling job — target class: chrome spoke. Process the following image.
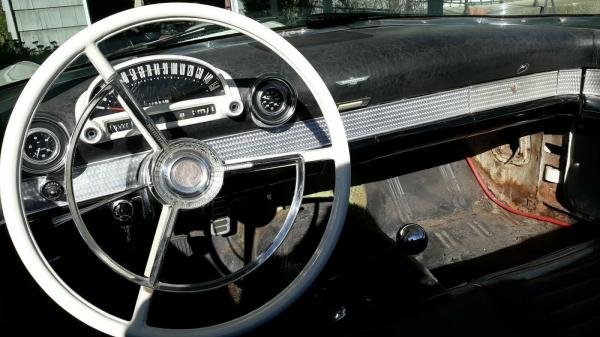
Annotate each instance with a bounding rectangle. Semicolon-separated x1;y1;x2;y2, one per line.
144;204;178;286
131;286;153;326
84;43;168;151
300;146;335;163
52;185;147;226
223;147;332;173
112;81;170;151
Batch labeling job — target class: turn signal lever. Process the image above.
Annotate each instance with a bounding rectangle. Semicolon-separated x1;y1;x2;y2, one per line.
396;223;428;255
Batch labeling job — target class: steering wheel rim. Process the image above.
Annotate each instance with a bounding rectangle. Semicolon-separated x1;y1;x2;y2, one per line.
0;3;350;337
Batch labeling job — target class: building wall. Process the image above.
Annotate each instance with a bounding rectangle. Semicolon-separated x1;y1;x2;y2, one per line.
8;0;89;47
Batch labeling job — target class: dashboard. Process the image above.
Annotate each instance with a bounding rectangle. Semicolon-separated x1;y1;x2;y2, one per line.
75;55;244;144
7;16;600;222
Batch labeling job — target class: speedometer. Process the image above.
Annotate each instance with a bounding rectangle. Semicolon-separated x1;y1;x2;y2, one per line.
93;59;224;115
79;55;243;144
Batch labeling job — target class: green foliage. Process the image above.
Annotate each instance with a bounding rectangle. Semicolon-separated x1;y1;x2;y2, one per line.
0;3;58;69
0;39;58;69
0;3;11;42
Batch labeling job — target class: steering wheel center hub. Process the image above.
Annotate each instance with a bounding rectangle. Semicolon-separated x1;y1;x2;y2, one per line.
149;139;224;209
167;156;211;196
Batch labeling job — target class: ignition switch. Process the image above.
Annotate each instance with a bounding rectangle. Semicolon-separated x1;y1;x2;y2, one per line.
40;181;63;201
111;200;134;222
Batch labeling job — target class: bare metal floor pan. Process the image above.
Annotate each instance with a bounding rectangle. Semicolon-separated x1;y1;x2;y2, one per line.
364;160;557;270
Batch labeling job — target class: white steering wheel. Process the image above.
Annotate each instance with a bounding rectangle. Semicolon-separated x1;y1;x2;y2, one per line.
0;3;350;337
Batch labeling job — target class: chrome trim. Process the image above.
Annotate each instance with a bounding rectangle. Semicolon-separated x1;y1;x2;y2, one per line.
470;71;565;113
584;69;600;96
22;69;583;215
22;116;69;175
336;75;370;87
157;154;306;292
250;75;298;128
209;69;582;161
76;54;244;144
21;145;148;216
23;127;61;166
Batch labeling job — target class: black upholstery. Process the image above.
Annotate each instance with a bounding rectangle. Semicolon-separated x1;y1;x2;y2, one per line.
354;241;600;337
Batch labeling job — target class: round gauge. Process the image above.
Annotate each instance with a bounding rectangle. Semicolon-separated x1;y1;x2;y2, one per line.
251;77;297;127
22;118;68;175
23;128;60;165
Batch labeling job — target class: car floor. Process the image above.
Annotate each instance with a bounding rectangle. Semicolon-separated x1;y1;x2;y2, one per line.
1;146;598;336
364;158;559;270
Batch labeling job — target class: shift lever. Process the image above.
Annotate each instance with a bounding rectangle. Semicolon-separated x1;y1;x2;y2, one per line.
396;223;428;255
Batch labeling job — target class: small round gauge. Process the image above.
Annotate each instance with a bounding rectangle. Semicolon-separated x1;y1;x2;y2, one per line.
22;118;68;175
24;128;60;165
250;76;297;127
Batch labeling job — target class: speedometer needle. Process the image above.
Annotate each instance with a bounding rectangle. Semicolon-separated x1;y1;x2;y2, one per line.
107;107;125;112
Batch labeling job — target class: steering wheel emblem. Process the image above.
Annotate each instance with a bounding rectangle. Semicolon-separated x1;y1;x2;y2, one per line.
149;139;224;210
166;156;210;196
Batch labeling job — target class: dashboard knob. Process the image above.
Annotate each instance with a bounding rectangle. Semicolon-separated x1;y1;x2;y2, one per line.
40;181;63;201
396;223;428;255
111;200;134;222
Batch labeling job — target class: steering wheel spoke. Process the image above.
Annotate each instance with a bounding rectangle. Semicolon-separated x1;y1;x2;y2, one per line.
144;204;179;287
131;286;153;327
52;184;147;226
85;43;169;151
224;146;332;173
2;5;350;336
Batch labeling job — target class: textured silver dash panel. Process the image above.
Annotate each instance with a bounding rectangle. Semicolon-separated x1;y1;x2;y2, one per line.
20;70;585;216
557;69;582;95
343;88;470;141
71;153;146;201
470;71;559;113
208;118;329;161
21;152;148;214
584;69;600;96
211;70;582;161
208;88;471;161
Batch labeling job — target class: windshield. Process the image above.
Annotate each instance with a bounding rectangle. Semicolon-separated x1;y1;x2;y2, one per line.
1;0;599;86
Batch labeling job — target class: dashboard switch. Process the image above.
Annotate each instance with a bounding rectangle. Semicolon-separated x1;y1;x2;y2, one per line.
111;200;134;222
40;181;64;201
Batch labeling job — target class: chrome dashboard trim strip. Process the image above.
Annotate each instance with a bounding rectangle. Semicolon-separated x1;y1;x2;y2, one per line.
20;69;583;216
583;69;600;96
209;69;582;161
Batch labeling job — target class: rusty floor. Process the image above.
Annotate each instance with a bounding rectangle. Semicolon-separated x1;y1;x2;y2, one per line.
364;159;559;270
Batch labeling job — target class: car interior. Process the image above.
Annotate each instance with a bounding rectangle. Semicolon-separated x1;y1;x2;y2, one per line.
1;1;600;336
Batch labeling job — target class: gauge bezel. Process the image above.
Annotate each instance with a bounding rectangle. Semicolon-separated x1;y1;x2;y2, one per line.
250;75;297;128
76;54;244;144
23;127;61;165
22;117;69;175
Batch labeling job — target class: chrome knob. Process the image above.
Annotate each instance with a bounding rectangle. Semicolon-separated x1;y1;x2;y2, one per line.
111;200;134;222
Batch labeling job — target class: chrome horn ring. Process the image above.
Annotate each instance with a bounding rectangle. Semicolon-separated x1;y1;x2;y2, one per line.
0;4;350;337
65;83;306;292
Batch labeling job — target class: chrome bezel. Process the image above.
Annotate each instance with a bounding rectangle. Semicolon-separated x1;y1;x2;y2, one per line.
76;54;245;143
150;139;224;210
22;117;68;175
250;75;297;127
23;127;61;165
